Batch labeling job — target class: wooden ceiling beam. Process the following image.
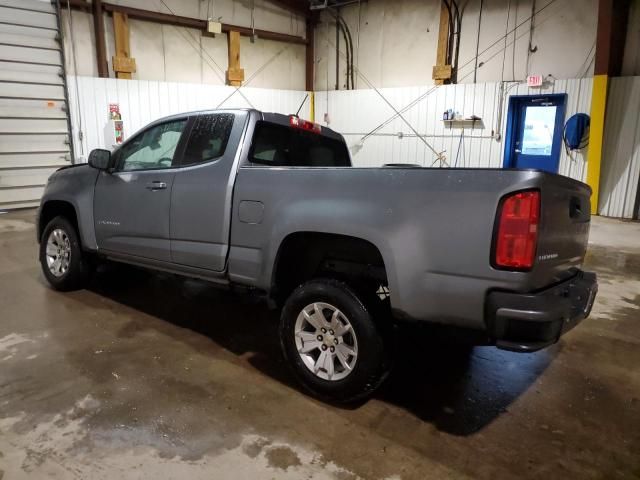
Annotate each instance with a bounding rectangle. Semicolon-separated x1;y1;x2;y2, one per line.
67;0;308;45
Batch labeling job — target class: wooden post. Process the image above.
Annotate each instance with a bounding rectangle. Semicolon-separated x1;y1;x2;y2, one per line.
432;3;452;85
92;0;108;77
226;31;245;86
112;11;136;79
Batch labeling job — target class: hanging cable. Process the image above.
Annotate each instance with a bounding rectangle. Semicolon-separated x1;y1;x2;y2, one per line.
580;53;596;79
156;0;256;108
526;0;538;76
361;0;560;142
250;0;256;42
473;0;483;83
466;0;547;82
335;13;339;90
216;46;290;108
441;0;454;66
325;18;330;114
512;0;517;81
157;0;227;81
501;0;512;82
433;0;462;83
334;13;354;89
355;0;361;89
335;15;350;88
465;17;545;81
454;128;464;167
327;8;355;90
361;85;439;143
327;37;445;162
577;41;596;78
451;0;462;83
442;0;462;83
338;15;355;89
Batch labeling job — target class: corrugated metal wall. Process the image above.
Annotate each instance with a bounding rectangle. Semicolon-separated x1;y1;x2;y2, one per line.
599;77;640;219
64;74;639;219
0;0;72;210
67;76;310;158
314;78;593;183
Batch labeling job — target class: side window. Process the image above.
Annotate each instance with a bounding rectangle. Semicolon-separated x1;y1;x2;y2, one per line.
118;119;187;172
251;122;289;165
179;114;234;166
249;121;350;167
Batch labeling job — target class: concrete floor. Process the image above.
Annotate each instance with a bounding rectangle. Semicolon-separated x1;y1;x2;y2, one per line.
0;210;639;480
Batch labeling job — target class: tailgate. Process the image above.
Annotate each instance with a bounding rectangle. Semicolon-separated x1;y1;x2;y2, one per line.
533;174;591;285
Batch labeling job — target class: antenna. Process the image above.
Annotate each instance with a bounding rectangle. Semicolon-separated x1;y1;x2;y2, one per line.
294;93;309;117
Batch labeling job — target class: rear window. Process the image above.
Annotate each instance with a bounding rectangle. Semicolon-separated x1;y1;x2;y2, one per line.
249;121;350;167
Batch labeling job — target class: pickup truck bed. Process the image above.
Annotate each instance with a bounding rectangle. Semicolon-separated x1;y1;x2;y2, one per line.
232;165;593;329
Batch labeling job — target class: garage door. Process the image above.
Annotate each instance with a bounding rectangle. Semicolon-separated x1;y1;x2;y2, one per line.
0;0;72;210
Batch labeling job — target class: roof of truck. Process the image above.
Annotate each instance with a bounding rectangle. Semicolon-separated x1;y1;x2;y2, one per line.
144;109;344;142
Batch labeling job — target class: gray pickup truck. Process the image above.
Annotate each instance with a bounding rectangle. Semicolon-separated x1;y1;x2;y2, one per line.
37;109;597;402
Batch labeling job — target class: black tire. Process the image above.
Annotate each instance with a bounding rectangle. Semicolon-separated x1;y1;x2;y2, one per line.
279;278;391;404
39;216;90;291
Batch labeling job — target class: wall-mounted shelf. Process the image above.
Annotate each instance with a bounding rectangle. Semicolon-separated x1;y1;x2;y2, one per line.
443;117;484;128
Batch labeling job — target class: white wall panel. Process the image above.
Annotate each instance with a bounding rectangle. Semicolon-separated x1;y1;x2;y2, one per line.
67;76;310;159
599;77;640;219
70;74;639;218
316;78;592;183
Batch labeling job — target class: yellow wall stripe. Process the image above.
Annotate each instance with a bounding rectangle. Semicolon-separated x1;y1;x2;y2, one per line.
309;91;315;123
586;74;609;214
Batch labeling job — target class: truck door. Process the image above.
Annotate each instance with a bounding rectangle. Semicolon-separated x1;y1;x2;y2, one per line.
94;117;189;262
169;111;247;271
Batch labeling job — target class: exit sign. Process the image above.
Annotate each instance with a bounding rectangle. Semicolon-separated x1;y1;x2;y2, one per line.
527;75;544;87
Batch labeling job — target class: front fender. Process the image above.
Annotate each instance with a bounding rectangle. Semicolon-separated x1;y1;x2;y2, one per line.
40;165;99;250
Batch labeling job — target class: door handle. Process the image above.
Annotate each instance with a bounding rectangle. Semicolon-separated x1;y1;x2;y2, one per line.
515;149;522;153
146;181;167;191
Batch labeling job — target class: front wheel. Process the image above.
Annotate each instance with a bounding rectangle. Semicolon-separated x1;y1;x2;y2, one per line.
39;216;90;291
279;279;390;403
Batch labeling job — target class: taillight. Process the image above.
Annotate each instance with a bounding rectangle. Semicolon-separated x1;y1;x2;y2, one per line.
494;190;540;270
290;115;322;133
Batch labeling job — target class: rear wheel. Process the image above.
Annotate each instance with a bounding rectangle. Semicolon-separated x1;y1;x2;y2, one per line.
39;216;90;291
279;278;390;403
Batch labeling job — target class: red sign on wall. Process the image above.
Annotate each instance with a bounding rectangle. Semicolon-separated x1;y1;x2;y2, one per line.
527;75;544;88
109;103;121;120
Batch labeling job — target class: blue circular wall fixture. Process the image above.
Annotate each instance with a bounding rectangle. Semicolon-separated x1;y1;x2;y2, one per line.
563;113;590;151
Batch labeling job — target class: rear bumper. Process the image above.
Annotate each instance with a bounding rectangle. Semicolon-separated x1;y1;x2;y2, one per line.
486;271;597;352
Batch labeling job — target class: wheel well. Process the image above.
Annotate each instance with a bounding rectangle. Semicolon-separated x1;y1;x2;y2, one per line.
272;232;388;305
38;201;79;243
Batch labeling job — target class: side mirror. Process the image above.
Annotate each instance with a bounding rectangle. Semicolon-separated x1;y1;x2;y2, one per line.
88;149;112;171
